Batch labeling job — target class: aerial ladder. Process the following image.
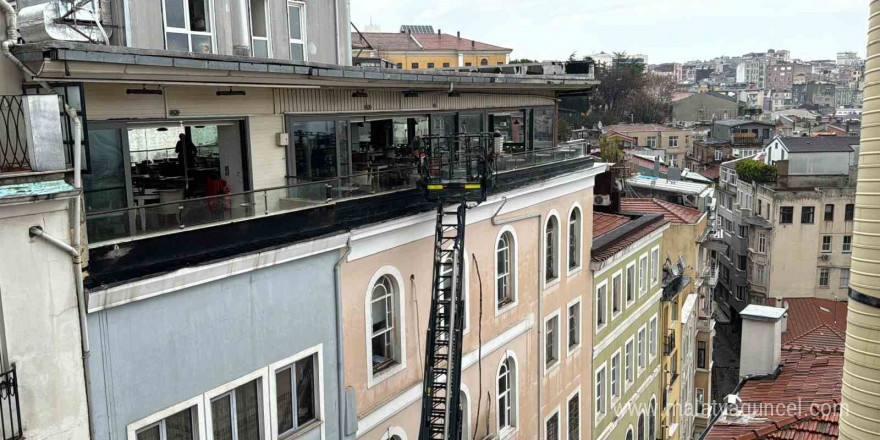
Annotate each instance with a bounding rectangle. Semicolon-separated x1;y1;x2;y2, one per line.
416;133;492;440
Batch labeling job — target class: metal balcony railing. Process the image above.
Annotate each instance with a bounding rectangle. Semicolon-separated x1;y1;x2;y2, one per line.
85;144;589;244
664;332;676;356
0;366;22;440
0;96;31;173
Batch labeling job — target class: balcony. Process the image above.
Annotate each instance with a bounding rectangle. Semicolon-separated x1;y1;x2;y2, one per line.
664;331;676;356
0;366;22;440
696;262;720;288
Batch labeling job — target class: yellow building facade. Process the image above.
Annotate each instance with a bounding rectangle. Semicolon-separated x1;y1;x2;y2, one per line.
353;31;512;69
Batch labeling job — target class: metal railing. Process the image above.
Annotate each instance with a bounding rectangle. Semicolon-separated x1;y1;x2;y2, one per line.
664;331;676;356
0;366;22;440
0;96;31;173
85;143;589;244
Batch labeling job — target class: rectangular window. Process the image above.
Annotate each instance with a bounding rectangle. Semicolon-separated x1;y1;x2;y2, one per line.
841;268;851;288
739;225;748;238
651;247;660;286
647;136;657;148
396;63;402;69
819;268;830;287
846;203;855;221
756;264;765;284
287;1;306;61
697;341;707;369
610;352;620;400
597;283;607;329
715;149;723;161
546;411;559;440
626;263;636;304
737;255;747;271
822;236;832;253
669;136;679;148
427;62;435;68
696;389;706;415
639;255;648;295
163;0;214;53
442;62;450;67
275;354;319;435
595;366;606;420
637;327;646;373
624;339;634;387
248;0;271;57
411;62;419;69
135;407;197;440
210;379;262;440
649;316;658;359
465;62;472;66
546;314;559;369
568;393;580;440
671;298;679;322
612;271;622;317
825;204;835;221
843;235;853;253
801;206;815;224
780;206;794;224
758;233;767;253
568;301;581;351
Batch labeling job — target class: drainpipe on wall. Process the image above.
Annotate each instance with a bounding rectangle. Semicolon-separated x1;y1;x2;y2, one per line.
334;238;352;438
2;1;92;437
229;0;250;56
491;196;543;440
840;1;880;438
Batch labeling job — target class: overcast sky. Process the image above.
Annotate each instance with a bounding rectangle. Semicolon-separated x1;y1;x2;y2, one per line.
351;0;869;64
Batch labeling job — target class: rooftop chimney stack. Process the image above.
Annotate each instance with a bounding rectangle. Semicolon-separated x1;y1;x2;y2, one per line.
457;31;460;39
738;305;786;378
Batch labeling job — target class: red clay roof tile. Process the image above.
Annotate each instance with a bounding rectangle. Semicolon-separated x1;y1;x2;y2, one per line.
620;198;705;225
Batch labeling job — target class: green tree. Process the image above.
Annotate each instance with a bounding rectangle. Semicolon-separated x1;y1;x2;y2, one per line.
735;159;777;183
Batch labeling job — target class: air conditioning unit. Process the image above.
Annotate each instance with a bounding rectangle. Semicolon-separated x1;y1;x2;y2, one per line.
820;255;830;261
594;194;612;206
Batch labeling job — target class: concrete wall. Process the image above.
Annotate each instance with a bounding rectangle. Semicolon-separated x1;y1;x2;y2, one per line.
0;195;90;440
0;19;23;95
788;151;851;176
87;249;342;440
739;318;781;378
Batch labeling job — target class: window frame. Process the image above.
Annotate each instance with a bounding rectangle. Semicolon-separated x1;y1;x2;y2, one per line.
697;341;707;370
268;344;324;439
648;315;658;362
625;261;636;308
567;388;581;440
801;206;815;224
845;203;855;221
637;324;647;376
825;204;834;222
841;268;851;288
567;297;582;355
544;309;561;374
544;212;562;287
624;336;635;392
595;362;607;424
639;254;648;297
650;246;661;287
365;266;407;388
286;1;308;62
819;267;830;288
611;269;623;320
161;0;217;53
843;235;852;254
567;204;584;275
204;367;271;440
248;0;272;58
496;353;519;435
610;349;621;404
545;406;561;440
596;279;608;333
758;233;766;253
668;136;679;148
780;206;794;224
822;235;832;253
495;226;519;315
128;395;205;440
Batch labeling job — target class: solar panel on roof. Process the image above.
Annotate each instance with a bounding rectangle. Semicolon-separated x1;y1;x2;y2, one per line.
400;25;435;34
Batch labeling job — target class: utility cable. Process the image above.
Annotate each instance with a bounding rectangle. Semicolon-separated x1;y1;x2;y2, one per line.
471;253;484;440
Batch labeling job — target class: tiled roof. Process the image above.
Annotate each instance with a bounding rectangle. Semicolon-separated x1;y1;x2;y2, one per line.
593;212;631;237
779;137;858;153
603;123;678;133
352;32;511;52
591;215;669;262
766;298;848;350
700;165;721;180
630;155;668;173
705;347;843;440
620;198;705;225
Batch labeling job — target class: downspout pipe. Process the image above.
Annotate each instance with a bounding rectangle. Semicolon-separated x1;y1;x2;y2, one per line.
491;196;544;440
334;238;352;439
841;1;880;438
4;1;92;436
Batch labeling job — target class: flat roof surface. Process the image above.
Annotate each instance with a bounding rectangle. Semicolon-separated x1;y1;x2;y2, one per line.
780;136;858;153
740;304;787;321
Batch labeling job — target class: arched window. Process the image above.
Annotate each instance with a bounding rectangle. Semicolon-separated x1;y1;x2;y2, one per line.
637;413;645;440
480;58;489;66
649;399;656;440
626;427;634;440
545;215;559;283
496;229;516;309
366;267;406;385
497;355;517;431
568;206;582;270
379;426;408;440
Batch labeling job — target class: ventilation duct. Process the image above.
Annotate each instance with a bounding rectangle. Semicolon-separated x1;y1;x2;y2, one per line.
230;0;250;56
18;0;107;44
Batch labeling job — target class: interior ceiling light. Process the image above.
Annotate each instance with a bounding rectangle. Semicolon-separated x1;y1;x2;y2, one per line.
351;89;369;98
217;87;246;96
126;85;163;95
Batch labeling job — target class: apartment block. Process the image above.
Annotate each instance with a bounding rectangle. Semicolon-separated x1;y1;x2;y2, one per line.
602;124;694;168
351;29;511;69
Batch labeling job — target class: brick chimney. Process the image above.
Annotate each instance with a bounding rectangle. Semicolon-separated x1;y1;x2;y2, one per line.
739;305;786;378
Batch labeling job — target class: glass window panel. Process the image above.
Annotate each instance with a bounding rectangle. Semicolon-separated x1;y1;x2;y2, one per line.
295;357;316;426
211;395;234;440
189;0;210;32
533;107;554;150
191;34;213;54
288;6;302;40
276;368;294;434
165;408;195;440
253;39;269;58
167;32;190;52
460;113;483;135
165;0;186;28
136;425;161;440
290;43;304;61
250;0;268;37
235;381;261;440
292;121;338;180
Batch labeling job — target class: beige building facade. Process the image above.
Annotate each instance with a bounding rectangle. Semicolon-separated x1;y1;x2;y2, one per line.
603;124;695;168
